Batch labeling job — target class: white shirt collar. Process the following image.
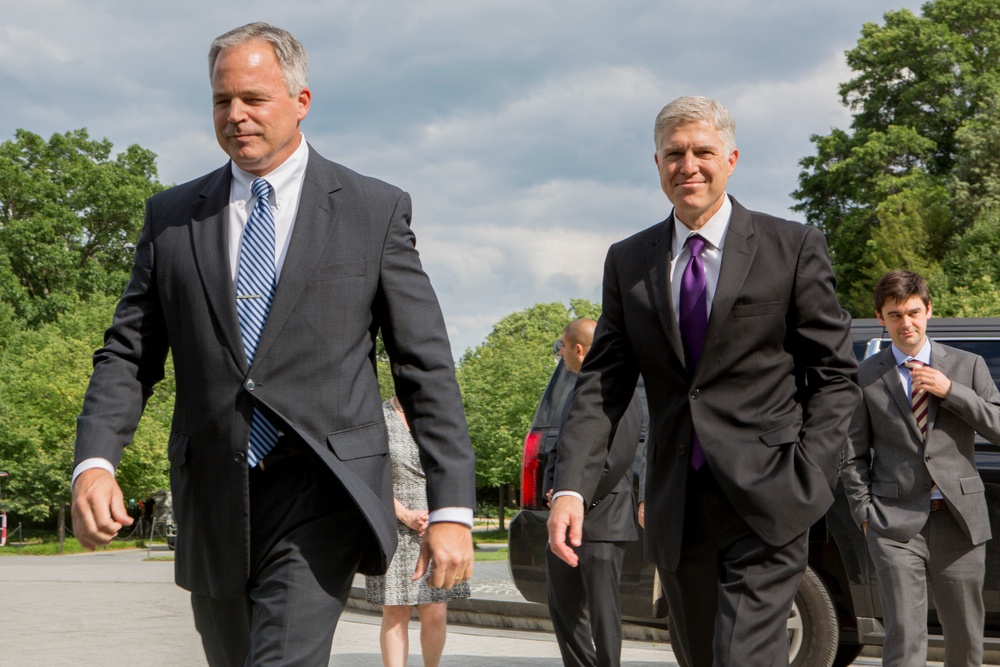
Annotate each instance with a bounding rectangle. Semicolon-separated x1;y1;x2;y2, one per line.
891;338;932;367
229;134;309;208
672;194;731;253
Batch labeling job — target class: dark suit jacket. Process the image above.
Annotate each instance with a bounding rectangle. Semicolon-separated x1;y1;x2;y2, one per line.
555;197;859;572
74;147;476;598
842;341;1000;545
545;390;643;543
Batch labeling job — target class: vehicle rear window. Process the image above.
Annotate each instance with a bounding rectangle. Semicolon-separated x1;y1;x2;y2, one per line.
533;363;576;429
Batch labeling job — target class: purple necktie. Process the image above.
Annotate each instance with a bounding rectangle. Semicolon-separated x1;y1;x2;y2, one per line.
679;234;708;469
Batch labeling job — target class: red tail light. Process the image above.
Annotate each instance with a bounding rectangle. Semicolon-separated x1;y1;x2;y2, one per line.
521;429;544;509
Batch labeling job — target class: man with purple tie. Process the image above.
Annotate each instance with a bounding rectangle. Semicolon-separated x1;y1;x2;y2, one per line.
547;96;859;666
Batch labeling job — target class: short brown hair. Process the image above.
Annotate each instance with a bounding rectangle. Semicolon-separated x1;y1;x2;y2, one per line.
873;270;931;314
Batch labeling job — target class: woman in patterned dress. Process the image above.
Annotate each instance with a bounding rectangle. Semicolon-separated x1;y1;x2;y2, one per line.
366;396;471;667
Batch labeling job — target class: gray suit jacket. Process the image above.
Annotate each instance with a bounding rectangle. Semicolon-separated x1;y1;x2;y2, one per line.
74;147;475;597
841;341;1000;545
555;197;860;572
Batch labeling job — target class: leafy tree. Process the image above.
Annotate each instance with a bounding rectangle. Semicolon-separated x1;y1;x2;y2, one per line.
374;333;394;401
793;0;1000;315
0;294;173;525
457;299;600;525
0;129;163;327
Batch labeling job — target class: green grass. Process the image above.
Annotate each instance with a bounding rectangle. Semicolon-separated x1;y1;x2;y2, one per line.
0;528;170;556
472;528;508;544
474;546;508;562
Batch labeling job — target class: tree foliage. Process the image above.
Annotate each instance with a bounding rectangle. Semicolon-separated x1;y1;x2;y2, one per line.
0;129;163;326
0;294;173;522
0;129;167;525
456;299;600;492
793;0;1000;316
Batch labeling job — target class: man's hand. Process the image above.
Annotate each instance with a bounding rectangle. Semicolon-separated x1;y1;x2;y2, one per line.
547;495;584;567
413;521;474;589
71;469;133;550
862;520;868;536
637;501;645;529
907;363;952;399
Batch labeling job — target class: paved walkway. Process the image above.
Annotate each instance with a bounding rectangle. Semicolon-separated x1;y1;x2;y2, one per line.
0;546;960;666
0;548;678;666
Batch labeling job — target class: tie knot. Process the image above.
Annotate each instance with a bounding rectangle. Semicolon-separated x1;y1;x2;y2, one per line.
686;234;706;256
904;359;926;370
251;178;272;203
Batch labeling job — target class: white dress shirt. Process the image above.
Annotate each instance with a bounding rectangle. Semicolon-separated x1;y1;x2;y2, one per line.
669;194;732;325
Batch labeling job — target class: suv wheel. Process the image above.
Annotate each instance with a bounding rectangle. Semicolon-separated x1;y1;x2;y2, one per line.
788;566;837;667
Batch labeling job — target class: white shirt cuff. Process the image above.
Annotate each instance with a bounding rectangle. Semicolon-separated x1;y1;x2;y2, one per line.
71;458;115;488
551;490;585;503
427;507;474;527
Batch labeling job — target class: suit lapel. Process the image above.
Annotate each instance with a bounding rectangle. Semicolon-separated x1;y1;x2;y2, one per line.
877;347;924;440
701;198;756;372
645;216;686;367
189;165;247;372
251;147;343;365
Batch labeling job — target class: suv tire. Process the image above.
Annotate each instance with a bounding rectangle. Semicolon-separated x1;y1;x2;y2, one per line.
789;566;837;667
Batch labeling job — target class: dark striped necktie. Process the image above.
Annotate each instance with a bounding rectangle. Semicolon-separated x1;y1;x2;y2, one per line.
905;360;929;438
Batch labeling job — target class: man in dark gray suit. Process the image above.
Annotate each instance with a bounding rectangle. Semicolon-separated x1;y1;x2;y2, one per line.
547;96;860;666
842;270;1000;667
70;23;475;667
544;318;643;667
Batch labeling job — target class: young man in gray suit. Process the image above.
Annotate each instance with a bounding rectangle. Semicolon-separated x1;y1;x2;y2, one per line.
547;96;860;666
70;23;475;667
543;318;643;667
842;270;1000;667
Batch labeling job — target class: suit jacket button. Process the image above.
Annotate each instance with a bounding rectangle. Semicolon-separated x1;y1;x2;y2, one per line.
679;446;688;455
245;379;256;391
234;451;246;463
925;455;931;462
690;389;700;399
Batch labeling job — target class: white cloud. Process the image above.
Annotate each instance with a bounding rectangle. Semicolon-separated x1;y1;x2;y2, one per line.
0;0;926;356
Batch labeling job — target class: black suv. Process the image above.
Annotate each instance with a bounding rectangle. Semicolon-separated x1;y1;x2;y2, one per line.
508;317;1000;667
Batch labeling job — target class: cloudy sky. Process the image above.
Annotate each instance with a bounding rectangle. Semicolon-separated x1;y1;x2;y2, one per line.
2;0;924;357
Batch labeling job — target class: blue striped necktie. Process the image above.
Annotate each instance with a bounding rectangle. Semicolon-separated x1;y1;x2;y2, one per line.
237;177;279;467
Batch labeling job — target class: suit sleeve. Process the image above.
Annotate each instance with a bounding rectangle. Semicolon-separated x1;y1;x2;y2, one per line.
840;387;874;529
376;192;476;512
939;354;1000;443
790;226;861;492
74;202;169;468
582;391;643;507
554;244;641;506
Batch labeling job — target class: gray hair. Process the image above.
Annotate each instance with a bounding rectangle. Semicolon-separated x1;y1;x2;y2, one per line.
653;96;736;156
209;22;309;96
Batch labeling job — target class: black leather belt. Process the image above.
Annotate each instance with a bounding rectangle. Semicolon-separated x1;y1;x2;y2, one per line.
930;498;948;512
255;440;305;471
